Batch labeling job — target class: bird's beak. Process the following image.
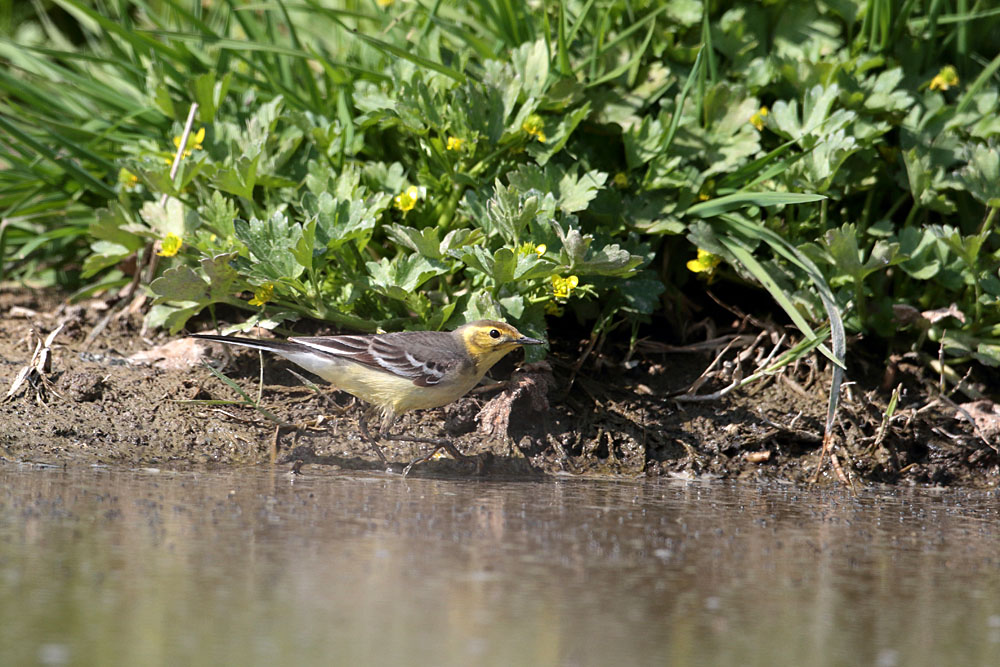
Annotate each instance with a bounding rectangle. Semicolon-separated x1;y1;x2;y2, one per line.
517;336;544;346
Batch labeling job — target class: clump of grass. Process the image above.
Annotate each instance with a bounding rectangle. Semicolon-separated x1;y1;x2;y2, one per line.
3;1;1000;469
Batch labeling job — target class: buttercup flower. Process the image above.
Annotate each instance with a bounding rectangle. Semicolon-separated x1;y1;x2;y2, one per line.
249;282;274;306
446;136;465;151
522;114;547;143
698;179;716;202
519;242;546;257
750;106;769;131
118;168;140;191
613;172;629;188
929;65;959;91
687;248;722;275
166;127;205;165
551;275;579;301
394;185;424;212
157;233;183;257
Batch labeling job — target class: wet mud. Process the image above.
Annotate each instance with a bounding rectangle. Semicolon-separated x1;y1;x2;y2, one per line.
1;288;997;487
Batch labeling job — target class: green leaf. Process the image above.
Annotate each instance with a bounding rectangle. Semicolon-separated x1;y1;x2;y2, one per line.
89;205;144;253
292;218;317;274
211;154;260;199
304;191;387;250
366;254;448;298
492;247;516;286
463;290;503;322
508;163;608;214
955;143;1000;208
862;68;913;113
81;242;133;278
140;197;197;239
459;245;495;276
150;265;211;303
499;294;525;319
201;191;238;239
975;342;1000;367
526;102;591;166
687;192;826;218
618;274;665;315
553;225;643;277
825;223;902;285
514;252;557;281
510;40;549;99
623;115;666;169
201;253;239;301
386;224;443;260
467;181;540;244
234;213;304;281
574;243;644;277
149;304;204;335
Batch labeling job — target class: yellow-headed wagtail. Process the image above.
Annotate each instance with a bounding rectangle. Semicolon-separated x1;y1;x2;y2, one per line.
192;320;543;472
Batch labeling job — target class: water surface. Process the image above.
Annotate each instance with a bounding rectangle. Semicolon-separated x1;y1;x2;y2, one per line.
1;466;998;666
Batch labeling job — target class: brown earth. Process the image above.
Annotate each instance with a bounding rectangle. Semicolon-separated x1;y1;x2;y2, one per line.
1;287;997;487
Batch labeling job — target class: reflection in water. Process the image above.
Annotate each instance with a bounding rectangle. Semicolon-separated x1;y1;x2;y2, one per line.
1;466;999;666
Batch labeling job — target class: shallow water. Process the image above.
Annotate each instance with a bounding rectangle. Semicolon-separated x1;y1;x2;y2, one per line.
1;466;998;666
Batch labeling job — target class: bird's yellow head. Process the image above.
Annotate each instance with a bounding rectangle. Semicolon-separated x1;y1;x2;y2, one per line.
456;320;544;374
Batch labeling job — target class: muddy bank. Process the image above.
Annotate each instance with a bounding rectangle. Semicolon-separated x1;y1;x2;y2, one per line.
1;288;996;487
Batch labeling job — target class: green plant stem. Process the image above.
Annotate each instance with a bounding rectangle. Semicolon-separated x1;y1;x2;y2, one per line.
978;206;997;238
435;181;466;229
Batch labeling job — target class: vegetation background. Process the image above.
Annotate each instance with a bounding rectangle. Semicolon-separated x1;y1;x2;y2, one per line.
1;0;998;400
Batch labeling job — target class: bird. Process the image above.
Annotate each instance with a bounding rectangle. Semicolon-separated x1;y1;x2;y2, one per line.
191;320;544;473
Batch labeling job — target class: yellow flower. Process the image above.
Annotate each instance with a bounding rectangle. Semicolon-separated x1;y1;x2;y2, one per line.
178;127;205;151
687;248;722;275
446;136;465;151
522;114;547;143
375;0;393;6
166;127;205;164
551;274;579;301
118;168;140;191
519;242;546;257
157;233;183;257
248;282;274;306
750;106;769;131
613;172;629;188
393;185;424;212
698;179;716;202
929;65;959;91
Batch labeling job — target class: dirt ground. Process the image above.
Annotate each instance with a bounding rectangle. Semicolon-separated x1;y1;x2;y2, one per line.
1;288;998;487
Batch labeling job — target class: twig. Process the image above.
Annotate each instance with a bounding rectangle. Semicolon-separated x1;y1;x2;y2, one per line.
85;103;199;348
681;330;763;396
755;408;822;443
161;103;199;206
932;387;999;454
829;451;855;493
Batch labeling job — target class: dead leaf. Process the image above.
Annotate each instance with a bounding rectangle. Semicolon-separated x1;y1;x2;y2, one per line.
958;400;1000;442
130;337;215;370
922;303;966;324
4;324;64;403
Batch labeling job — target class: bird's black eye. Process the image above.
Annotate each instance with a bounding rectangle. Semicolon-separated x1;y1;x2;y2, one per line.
489;328;501;339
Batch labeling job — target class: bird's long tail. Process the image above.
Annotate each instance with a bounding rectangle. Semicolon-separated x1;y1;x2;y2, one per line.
190;333;350;382
189;333;302;355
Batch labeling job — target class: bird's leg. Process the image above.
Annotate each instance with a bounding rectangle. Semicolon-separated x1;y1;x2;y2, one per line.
378;425;473;476
357;410;390;466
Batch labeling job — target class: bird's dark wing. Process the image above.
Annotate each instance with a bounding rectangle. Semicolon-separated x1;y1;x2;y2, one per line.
291;331;471;387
